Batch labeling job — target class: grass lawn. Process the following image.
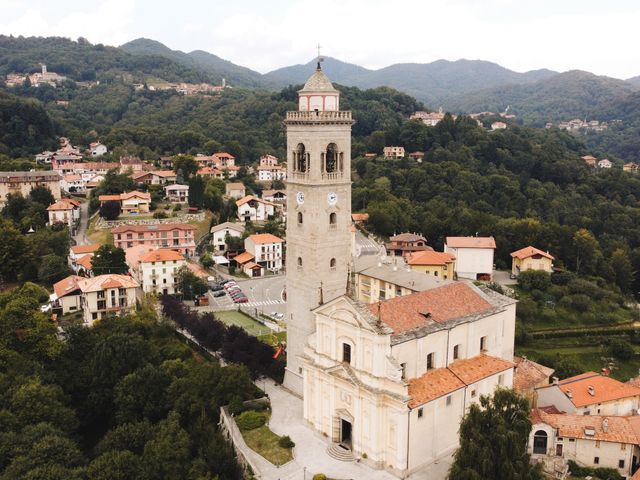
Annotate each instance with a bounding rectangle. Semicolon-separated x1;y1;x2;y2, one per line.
241;424;293;466
258;331;287;347
86;215;113;245
215;310;271;337
190;210;214;240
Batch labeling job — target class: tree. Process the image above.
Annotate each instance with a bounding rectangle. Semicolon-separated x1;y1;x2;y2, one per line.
87;450;143;480
517;270;552;292
0;219;28;281
610;249;635;294
188;175;205;208
173;155;199;180
99;200;121;220
37;254;71;286
91;245;128;275
28;185;55;207
200;252;213;269
175;266;207;299
141;411;191;480
573;228;601;275
449;389;543;480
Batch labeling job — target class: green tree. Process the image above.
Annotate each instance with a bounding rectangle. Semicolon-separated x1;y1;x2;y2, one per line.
91;245;128;275
37;254;71;286
141;411;191;480
610;249;635;294
173;155;199;180
188;175;205;208
114;364;171;423
87;450;143;480
99;200;121;220
573;228;601;275
175;266;207;299
200;252;213;269
449;389;543;480
28;185;55;207
0;219;28;281
517;270;552;292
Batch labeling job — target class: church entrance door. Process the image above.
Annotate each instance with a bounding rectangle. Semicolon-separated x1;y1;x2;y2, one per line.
340;419;352;449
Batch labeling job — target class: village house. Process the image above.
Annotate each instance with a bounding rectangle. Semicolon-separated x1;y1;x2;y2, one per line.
210;221;244;253
383;146;405;159
89;142;107;156
233;251;264;277
511;246;554;276
131;170;177;185
407;250;456;280
112;223;197;256
512;356;555;405
244;233;284;272
129;247;186;295
77;274;139;325
119;156;154;174
354;254;448;304
261;189;287;204
68;244;100;273
386;232;431;258
408;151;425;161
236;195;276;222
53;161;114;178
164;184;189;203
444;236;496;281
47;198;81;230
624;162;639;173
581;155;598;167
60;174;85;193
98;191;151;214
536;372;640;416
225;182;246;199
51;275;84;314
0;171;61;206
197;167;225;179
257;164;287;182
491;121;507;130
410;109;447;126
598;158;613;168
529;408;640;479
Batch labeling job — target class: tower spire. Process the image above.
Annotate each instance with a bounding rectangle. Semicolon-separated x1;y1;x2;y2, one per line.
316;43;323;70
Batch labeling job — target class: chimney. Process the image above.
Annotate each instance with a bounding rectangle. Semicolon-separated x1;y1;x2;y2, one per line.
552;376;559;385
588;385;595;396
566;389;572;399
602;418;609;433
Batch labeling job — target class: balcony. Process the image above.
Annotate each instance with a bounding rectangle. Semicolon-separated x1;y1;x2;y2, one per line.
285;111;353;124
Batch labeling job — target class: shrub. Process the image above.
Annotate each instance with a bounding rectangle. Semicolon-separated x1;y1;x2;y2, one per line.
278;435;295;448
153;211;168;219
235;410;266;431
568;460;623;480
228;396;245;416
312;475;327;480
570;294;591;312
99;200;120;220
550;271;573;285
518;270;551;291
173;203;182;211
606;338;635;361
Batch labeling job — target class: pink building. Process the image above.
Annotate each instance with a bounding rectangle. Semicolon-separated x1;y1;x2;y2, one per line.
112;223;197;257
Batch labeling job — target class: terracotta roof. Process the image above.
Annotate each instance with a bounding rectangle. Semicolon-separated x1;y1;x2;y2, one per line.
225;182;245;190
120;191;151;200
511;246;554;260
210;221;244;234
532;409;640;444
513;356;554;393
246;233;283;244
408;354;513;408
124;245;156;269
186;262;208;278
368;282;492;334
76;254;93;270
77;274;138;293
151;170;177;178
262;189;286;197
541;372;640;408
71;244;100;255
47;199;80;211
53;275;83;298
234;252;255;264
390;233;427;243
63;174;82;181
407;250;455;266
98;194;121;201
236;195;274;207
351;213;369;222
111;223;195;234
198;167;223;175
244;261;262;270
141;249;185;263
446;236;496;249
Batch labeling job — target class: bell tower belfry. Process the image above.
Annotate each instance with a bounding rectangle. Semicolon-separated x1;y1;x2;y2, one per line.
283;63;354;394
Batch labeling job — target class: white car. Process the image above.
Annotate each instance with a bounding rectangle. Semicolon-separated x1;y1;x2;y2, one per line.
40;304;52;313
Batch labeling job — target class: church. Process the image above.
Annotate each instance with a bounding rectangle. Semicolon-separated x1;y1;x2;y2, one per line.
283;63;517;477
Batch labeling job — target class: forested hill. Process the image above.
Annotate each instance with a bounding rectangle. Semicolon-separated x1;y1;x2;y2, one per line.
444;70;639;125
0;91;57;157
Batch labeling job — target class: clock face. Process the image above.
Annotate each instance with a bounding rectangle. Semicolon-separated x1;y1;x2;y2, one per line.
327;192;338;206
296;191;305;205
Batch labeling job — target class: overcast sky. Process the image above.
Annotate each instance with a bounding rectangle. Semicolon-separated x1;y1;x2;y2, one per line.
1;0;638;78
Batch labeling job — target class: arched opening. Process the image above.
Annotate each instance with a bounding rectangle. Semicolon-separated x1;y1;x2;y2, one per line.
533;430;548;454
297;212;303;224
295;143;307;172
329;212;337;225
330;258;337;268
325;143;338;173
297;257;302;267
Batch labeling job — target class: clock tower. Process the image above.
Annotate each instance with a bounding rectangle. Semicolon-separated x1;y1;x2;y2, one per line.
283;62;354;394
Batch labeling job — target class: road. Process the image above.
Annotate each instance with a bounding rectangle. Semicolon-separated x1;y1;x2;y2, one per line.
73;201;90;245
355;230;383;256
206;274;287;316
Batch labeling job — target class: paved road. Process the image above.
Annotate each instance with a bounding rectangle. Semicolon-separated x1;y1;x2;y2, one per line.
73;201;90;245
355;230;383;256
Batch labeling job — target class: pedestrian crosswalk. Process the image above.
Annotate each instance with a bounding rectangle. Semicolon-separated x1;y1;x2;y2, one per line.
243;299;285;307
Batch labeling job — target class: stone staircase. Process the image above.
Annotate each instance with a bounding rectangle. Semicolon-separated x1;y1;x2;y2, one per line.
326;443;355;462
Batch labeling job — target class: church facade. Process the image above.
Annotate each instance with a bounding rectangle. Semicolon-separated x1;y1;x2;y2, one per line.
283;65;517;477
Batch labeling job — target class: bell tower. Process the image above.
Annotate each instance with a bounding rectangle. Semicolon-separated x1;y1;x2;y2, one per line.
283;63;354;394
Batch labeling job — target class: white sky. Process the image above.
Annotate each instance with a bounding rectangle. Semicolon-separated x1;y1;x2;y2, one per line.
1;0;639;78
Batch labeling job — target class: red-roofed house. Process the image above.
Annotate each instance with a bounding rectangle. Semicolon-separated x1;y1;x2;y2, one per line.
236;195;276;222
47;198;81;229
112;224;196;256
386;232;431;258
407;250;456;280
137;248;186;295
77;274;139;324
244;233;284;272
98;191;151;214
511;246;554;276
445;236;496;280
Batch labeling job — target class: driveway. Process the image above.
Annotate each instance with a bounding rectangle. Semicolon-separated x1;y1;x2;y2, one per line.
73;201;90;245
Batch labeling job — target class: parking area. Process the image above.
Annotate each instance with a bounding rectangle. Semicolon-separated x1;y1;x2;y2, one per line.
206;274;287;316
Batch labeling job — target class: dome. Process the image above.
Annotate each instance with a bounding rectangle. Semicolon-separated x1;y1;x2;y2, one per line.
300;65;339;93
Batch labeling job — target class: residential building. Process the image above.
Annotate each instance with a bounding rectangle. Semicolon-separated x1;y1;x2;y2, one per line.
0;171;61;205
444;236;496;280
112;223;197;256
197;167;225;179
60;174;85;193
410;109;447;126
131;170;177;185
407;250;456;280
354;254;448;304
598;158;613;168
98;191;151;214
511;246;554;276
529;409;640;479
69;244;100;273
210;221;244;253
408;151;425;161
624;162;639;173
233;251;264;277
244;233;283;271
581;155;598;167
89;142;107;156
77;274;139;325
164;184;189;203
536;372;640;416
512;356;554;404
225;182;246;199
386;232;431;258
259;154;279;167
383;146;405;159
51;275;84;314
47;198;81;229
491;121;507;130
258;164;287;182
236;195;276;222
261;189;287;203
139;248;186;295
119;156;153;174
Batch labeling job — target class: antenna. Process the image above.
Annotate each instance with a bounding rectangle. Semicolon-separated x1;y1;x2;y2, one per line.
316;43;324;69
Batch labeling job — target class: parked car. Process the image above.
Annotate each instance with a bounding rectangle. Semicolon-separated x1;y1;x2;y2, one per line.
234;297;249;303
230;292;245;300
223;282;238;290
213;290;226;297
209;283;223;291
220;279;234;285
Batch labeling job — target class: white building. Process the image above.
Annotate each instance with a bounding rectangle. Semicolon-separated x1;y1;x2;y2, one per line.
383;146;405;159
444;236;496;280
598;158;613;169
164;184;189;203
529;409;640;479
60;174;85;193
210;221;244;253
536;372;640;416
139;248;186;295
261;189;287;204
51;275;84;314
257;164;287;182
89;142;107;156
47;198;81;229
236;195;276;222
491;121;507;130
68;244;100;273
244;233;283;271
225;182;246;199
77;274;139;325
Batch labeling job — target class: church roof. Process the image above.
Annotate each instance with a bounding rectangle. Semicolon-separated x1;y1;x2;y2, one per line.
300;66;340;94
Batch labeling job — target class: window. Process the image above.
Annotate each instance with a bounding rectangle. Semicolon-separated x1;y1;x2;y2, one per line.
621;443;627;451
295;143;307;172
325;143;338;173
297;212;303;224
595;441;600;448
330;258;336;269
434;271;438;276
400;363;406;380
453;344;460;360
446;395;452;406
569;439;575;442
498;374;504;386
417;408;423;419
533;430;548;454
480;336;487;352
92;312;98;320
342;343;351;364
297;257;302;267
329;212;337;225
471;389;477;398
426;353;434;370
619;460;625;469
594;457;599;465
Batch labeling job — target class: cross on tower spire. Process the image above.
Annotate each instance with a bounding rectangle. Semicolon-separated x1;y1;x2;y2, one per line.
316;43;323;70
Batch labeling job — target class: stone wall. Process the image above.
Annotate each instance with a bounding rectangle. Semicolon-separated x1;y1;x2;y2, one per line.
95;212;205;229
